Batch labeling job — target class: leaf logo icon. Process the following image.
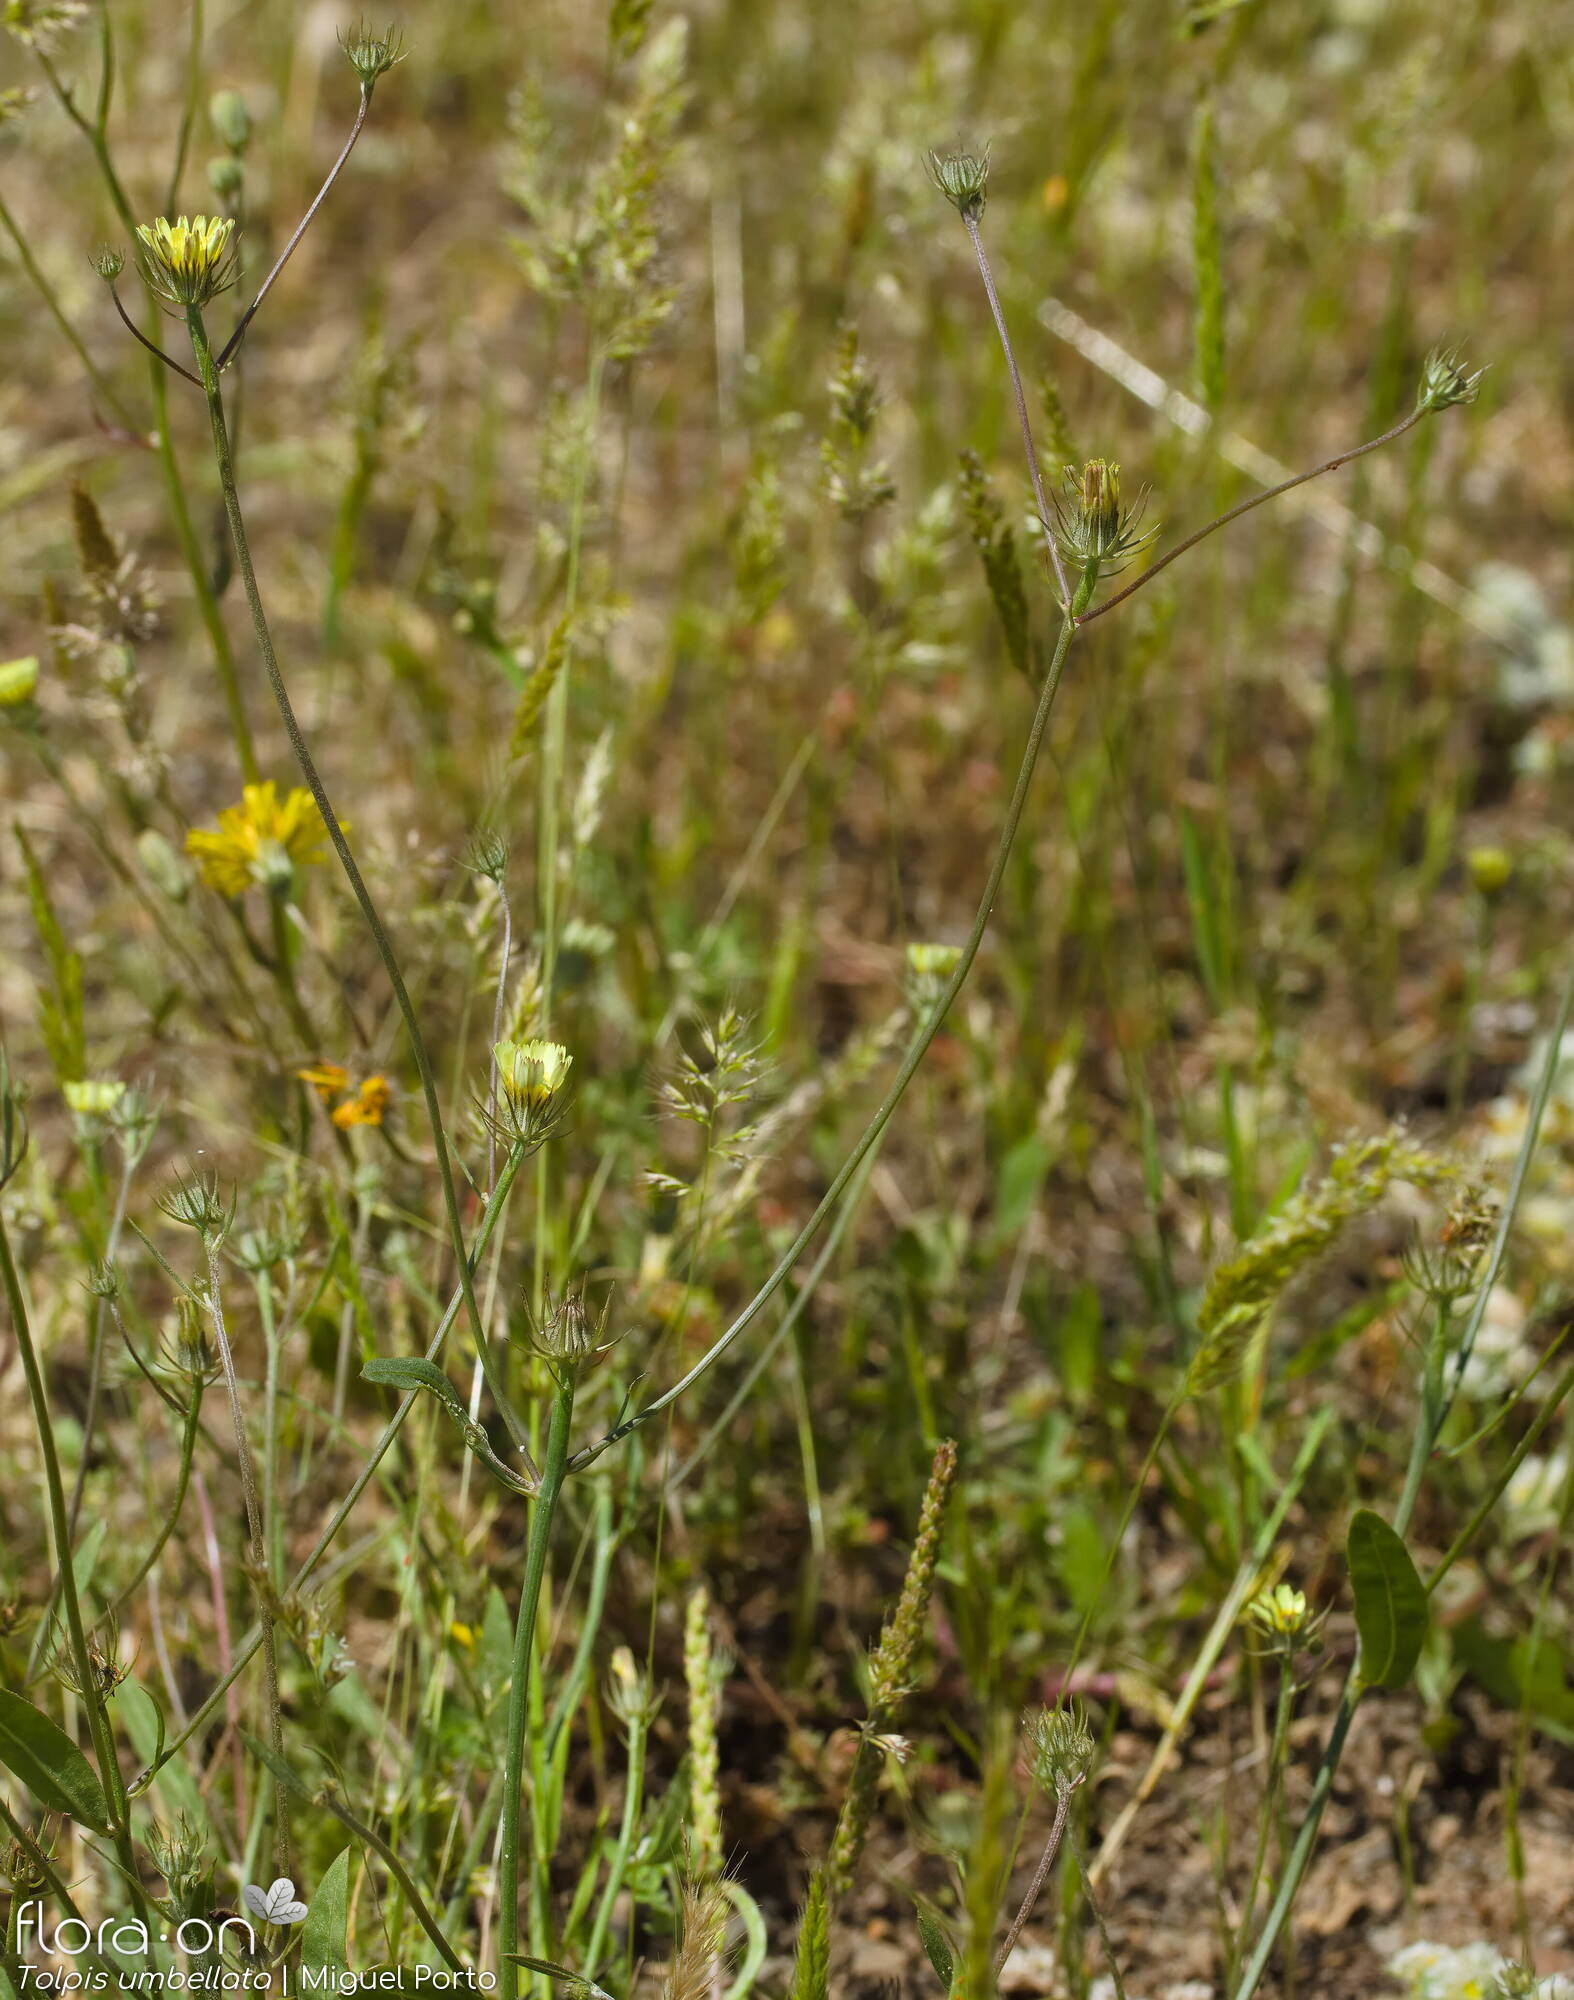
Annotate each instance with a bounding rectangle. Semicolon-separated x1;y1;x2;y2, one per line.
243;1877;309;1925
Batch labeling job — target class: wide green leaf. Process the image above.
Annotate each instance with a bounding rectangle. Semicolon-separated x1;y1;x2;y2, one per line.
0;1688;112;1830
302;1847;352;1975
1347;1508;1427;1690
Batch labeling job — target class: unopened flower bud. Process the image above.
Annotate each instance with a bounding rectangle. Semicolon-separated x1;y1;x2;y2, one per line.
208;89;251;152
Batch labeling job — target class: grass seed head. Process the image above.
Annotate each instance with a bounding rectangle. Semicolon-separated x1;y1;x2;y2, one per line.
3;0;87;52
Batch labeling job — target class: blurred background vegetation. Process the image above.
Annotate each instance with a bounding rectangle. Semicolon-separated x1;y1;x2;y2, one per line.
1;0;1572;1994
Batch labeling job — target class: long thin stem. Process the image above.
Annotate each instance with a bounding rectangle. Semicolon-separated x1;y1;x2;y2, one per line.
66;1143;137;1541
1231;1656;1296;1983
184;303;535;1477
0;1210;146;1913
106;1387;204;1617
1068;1819;1128;2000
106;281;203;385
306;1784;467;1973
1076;408;1428;627
581;1700;649;1978
0;193;139;423
154;1137;532;1773
215;88;372;370
963;211;1071;606
498;1379;576;2000
488;880;515;1195
1230;958;1574;2000
570;610;1079;1471
202;1232;286;1872
37;48;261;782
994;1792;1071;1974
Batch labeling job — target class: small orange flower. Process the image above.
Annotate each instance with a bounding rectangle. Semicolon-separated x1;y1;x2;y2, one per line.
331;1076;390;1129
297;1061;349;1103
296;1062;389;1128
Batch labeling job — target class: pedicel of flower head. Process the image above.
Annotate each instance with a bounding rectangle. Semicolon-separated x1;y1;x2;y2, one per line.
135;214;240;310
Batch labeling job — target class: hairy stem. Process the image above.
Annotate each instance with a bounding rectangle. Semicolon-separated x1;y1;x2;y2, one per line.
0;1210;145;1913
499;1380;576;1998
570;611;1079;1469
184;303;535;1477
995;1793;1071;1976
201;1233;286;1872
154;1138;532;1772
1076;408;1428;627
963;211;1071;606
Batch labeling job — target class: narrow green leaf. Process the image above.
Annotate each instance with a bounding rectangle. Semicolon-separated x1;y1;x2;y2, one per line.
361;1356;468;1424
1347;1508;1427;1690
0;1689;112;1830
361;1357;534;1494
506;1957;615;2000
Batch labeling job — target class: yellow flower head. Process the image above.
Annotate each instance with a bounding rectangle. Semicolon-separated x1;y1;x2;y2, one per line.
63;1078;126;1119
135;214;238;308
495;1038;572;1110
489;1038;573;1149
1246;1581;1312;1642
187;782;329;897
0;656;39;708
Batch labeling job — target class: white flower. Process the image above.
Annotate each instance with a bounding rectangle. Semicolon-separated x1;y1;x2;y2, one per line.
1502;1451;1570;1536
1389;1940;1508;2000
